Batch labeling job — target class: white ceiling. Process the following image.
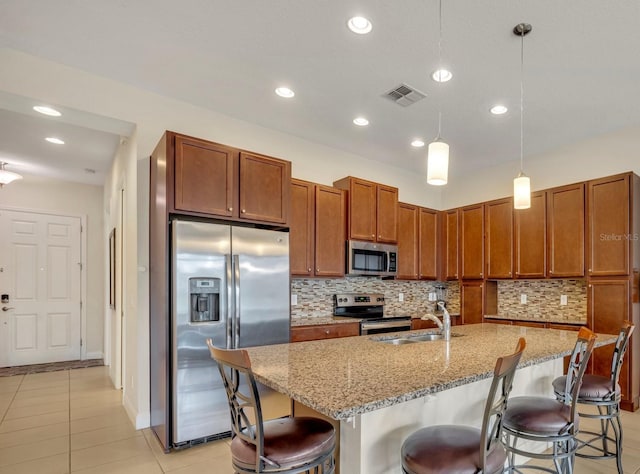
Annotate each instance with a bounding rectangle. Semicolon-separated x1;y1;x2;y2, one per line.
1;0;639;185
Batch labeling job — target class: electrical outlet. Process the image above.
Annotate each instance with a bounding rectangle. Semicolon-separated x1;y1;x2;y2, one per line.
399;293;404;302
428;292;436;301
520;294;527;304
560;295;568;306
291;294;298;306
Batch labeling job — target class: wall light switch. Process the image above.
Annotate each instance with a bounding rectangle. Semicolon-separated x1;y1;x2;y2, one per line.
399;293;404;302
560;295;568;306
291;294;298;306
520;294;527;304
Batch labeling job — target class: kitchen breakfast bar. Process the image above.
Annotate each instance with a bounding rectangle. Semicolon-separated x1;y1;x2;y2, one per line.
245;323;617;474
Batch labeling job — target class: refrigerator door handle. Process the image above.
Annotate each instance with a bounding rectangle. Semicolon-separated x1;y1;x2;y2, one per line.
233;255;241;348
225;254;233;349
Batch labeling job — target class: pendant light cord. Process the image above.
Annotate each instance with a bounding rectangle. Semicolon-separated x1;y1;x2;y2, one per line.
436;0;443;140
519;26;525;174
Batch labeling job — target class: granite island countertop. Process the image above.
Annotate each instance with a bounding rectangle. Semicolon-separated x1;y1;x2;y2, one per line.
246;323;616;420
485;314;586;326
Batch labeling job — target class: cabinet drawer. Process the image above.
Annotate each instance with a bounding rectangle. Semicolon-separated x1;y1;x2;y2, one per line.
291;322;360;342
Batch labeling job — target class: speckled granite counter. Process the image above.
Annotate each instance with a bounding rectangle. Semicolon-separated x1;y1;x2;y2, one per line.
246;323;615;420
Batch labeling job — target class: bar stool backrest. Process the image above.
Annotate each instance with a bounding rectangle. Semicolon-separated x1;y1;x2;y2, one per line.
207;340;266;473
479;337;526;471
610;321;635;390
560;327;597;433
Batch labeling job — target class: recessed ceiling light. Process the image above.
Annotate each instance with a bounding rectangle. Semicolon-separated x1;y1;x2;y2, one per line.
347;16;372;35
45;137;65;145
353;117;369;126
275;87;295;98
33;105;61;117
411;139;426;148
490;105;508;115
431;69;453;83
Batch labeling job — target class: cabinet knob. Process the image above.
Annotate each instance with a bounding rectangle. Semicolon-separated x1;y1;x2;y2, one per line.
241;209;246;213
378;235;381;238
316;268;320;272
588;268;592;272
228;207;233;212
371;234;375;238
308;267;312;272
325;330;330;335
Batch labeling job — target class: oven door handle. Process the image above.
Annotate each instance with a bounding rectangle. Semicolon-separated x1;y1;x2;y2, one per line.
361;320;411;331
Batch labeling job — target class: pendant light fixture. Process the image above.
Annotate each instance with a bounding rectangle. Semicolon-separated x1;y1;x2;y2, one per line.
427;0;449;186
0;162;22;188
513;23;532;210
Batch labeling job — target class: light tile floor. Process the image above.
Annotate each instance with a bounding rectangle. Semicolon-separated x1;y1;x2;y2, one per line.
1;365;640;473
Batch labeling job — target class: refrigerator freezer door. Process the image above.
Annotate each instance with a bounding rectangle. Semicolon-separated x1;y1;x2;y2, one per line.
172;220;231;445
231;226;291;347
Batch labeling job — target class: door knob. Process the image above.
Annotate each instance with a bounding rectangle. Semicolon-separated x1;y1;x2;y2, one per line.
2;307;14;311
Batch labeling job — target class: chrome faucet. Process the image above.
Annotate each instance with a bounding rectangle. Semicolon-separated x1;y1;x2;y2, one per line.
438;301;451;342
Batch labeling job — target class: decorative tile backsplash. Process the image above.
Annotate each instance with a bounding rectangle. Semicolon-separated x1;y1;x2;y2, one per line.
496;279;587;324
291;277;460;319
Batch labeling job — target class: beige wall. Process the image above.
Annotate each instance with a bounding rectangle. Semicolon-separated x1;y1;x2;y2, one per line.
0;176;104;357
3;47;640;429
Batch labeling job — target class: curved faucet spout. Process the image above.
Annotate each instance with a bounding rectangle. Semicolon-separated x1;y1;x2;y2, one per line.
437;301;451;342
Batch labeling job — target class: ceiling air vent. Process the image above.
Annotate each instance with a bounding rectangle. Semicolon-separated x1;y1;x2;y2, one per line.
383;83;427;107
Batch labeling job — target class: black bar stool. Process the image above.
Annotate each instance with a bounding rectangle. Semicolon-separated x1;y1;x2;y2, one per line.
552;321;634;474
400;337;526;474
207;340;336;474
502;327;596;474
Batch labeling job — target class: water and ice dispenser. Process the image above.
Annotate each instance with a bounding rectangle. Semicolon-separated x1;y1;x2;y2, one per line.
189;277;220;322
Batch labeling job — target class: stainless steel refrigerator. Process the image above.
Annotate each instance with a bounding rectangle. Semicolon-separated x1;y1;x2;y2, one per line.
171;219;291;446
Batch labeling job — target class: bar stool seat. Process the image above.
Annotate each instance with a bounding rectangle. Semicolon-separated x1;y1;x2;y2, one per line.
401;338;526;474
401;425;507;473
552;375;619;402
502;397;576;435
231;417;335;472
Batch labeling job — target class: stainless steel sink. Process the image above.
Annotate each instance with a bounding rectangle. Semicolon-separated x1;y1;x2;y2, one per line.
374;332;463;344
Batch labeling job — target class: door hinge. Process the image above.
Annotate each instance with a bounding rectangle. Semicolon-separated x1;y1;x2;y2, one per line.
80;301;83;310
80;225;83;233
78;262;83;271
80;338;83;347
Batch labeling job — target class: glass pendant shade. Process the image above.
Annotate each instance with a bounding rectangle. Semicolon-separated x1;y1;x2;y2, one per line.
427;140;449;185
513;173;531;209
0;163;22;187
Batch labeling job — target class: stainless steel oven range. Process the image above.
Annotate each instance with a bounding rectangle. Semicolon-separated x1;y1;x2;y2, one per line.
333;293;412;335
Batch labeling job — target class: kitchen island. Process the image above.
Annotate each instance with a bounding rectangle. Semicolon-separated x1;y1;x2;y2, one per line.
245;323;616;474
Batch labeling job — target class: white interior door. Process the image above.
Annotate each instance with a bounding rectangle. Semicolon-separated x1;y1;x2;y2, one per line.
0;209;82;367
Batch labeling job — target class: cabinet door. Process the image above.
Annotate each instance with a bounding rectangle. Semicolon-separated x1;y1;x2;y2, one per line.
174;135;236;216
342;178;376;241
315;185;345;277
239;152;291;224
485;198;513;279
397;203;418;280
460;205;484;279
588;174;630;276
515;191;546;278
547;183;585;277
461;281;484;325
290;180;314;277
443;210;459;280
588;279;631;403
418;208;438;280
376;184;399;243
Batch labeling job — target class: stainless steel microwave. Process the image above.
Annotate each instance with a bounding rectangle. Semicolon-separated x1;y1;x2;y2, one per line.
346;240;398;277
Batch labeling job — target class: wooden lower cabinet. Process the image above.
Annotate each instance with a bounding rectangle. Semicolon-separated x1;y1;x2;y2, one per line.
461;281;484;325
588;278;638;411
512;320;546;329
411;319;439;330
291;322;360;342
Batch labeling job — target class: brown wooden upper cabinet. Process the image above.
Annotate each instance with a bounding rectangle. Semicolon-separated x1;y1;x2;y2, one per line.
333;177;398;243
397;203;419;279
442;209;459;280
514;191;546;278
172;132;291;225
460;204;484;279
547;183;585;277
290;179;345;277
587;173;631;276
461;280;484;324
397;204;438;280
484;197;513;279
